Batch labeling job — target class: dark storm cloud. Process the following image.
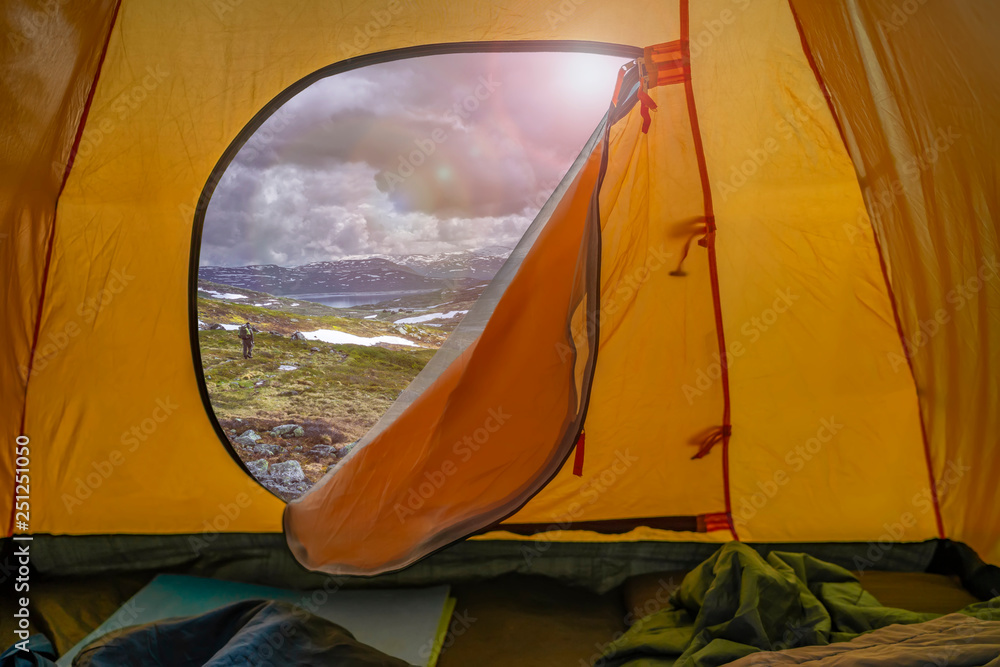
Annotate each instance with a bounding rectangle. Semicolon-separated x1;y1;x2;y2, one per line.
201;51;626;267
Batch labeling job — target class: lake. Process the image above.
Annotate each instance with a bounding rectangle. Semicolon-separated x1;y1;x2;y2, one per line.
291;290;438;308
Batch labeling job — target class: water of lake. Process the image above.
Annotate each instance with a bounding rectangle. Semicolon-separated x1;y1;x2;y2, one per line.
292;290;437;308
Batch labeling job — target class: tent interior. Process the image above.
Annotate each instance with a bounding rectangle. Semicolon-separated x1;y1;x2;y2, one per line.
2;0;999;664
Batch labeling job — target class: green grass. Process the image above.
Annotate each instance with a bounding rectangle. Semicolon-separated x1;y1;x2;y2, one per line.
199;329;436;441
196;282;474;496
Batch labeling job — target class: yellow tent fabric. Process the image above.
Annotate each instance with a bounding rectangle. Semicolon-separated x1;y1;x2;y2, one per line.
790;0;1000;571
2;0;997;573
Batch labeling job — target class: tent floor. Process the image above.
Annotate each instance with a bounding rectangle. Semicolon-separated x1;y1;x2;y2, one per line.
4;570;980;664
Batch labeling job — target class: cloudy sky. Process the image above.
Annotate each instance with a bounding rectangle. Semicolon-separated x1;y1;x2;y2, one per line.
200;51;627;267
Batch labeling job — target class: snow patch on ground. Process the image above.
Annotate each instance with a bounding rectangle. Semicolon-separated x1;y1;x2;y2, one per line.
300;329;418;347
201;289;247;300
395;310;467;324
220;323;241;330
278;365;298;371
364;315;377;319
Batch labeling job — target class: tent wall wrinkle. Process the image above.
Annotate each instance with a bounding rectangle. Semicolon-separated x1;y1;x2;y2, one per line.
693;0;936;545
790;0;1000;565
1;0;120;535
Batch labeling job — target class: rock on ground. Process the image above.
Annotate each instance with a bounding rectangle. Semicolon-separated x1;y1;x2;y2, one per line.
251;442;282;456
245;459;268;478
268;459;305;483
309;445;337;457
271;424;305;437
246;459;311;500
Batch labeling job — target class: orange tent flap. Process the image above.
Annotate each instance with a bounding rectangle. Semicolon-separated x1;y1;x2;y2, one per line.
285;142;604;575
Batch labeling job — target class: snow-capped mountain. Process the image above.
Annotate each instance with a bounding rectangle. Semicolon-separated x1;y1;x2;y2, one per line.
199;248;512;295
395;246;511;279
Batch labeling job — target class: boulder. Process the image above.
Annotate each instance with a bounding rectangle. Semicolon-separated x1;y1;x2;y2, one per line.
232;434;257;447
252;442;282;456
208;323;225;330
271;424;305;437
310;347;320;352
245;459;268;478
238;429;262;442
290;332;306;341
268;460;305;483
310;445;336;457
258;476;311;501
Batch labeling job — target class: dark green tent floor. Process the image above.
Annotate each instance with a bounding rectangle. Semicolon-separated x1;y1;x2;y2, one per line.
4;570;980;665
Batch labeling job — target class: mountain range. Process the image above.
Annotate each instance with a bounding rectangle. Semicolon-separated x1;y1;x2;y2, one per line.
198;247;511;295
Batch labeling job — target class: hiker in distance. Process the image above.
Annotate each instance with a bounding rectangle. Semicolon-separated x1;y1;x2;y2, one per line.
238;320;255;359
